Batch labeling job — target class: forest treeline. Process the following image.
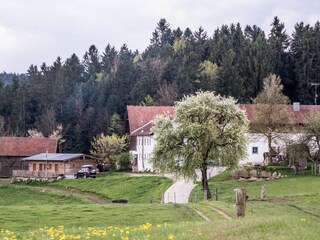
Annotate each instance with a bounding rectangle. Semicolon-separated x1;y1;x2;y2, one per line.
0;17;320;153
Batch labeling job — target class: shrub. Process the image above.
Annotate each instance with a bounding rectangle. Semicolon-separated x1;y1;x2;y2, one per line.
266;166;276;172
116;152;131;171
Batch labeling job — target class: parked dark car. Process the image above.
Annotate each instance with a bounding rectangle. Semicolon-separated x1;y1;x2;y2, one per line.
74;165;96;179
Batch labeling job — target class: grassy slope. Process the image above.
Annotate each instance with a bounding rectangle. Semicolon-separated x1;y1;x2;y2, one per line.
192;168;320;201
44;172;172;203
0;184;89;205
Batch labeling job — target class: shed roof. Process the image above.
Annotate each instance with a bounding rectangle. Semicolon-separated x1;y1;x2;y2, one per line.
0;137;58;157
23;153;84;161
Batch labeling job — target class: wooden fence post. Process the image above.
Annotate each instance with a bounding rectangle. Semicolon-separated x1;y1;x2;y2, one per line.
215;187;218;201
235;188;246;217
261;184;267;200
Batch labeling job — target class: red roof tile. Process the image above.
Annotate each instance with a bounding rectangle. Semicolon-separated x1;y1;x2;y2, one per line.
0;137;58;157
127;106;175;133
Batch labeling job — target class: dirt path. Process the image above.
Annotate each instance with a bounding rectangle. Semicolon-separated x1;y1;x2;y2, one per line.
34;186;109;204
206;205;232;220
193;209;211;222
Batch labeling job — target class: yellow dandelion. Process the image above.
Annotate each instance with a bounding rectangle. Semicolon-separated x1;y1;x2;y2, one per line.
168;233;175;239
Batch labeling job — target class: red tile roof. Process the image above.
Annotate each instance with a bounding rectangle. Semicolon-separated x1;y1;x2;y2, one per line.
240;104;320;124
130;121;154;136
128;104;320;135
0;137;58;157
127;106;175;133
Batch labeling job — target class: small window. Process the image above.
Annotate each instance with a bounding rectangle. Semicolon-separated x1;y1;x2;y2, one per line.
33;163;36;171
252;147;258;154
39;164;43;171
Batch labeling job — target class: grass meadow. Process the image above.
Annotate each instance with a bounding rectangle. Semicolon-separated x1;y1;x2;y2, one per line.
1;169;320;239
15;172;172;203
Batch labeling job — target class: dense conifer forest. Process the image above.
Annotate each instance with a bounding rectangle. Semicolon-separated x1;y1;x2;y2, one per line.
1;17;320;153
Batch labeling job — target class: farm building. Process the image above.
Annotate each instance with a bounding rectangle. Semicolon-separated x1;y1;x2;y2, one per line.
15;153;97;179
127;104;320;172
0;137;57;177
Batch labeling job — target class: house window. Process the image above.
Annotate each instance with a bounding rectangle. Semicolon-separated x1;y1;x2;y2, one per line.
39;164;43;171
252;147;258;154
49;164;52;170
33;163;36;171
55;164;59;172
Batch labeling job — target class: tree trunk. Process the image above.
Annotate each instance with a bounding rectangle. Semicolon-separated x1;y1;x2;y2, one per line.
268;136;272;165
201;168;212;199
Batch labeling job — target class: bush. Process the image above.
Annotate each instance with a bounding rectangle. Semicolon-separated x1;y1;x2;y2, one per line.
116;152;131;171
266;166;276;172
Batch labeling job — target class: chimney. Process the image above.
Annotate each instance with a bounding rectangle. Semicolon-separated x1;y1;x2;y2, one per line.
293;102;300;111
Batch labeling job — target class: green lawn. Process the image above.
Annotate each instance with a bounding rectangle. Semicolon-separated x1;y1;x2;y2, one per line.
0;204;201;233
2;169;320;239
191;167;320;201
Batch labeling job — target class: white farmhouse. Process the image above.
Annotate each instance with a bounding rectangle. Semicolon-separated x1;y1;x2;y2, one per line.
127;104;320;172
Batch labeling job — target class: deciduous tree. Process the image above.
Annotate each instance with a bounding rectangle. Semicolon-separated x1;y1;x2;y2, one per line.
252;74;293;164
152;91;248;199
90;133;128;171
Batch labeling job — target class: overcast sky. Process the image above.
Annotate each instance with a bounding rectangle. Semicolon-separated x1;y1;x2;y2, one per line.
1;0;320;73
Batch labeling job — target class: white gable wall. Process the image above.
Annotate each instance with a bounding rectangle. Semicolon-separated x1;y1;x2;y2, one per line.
135;136;154;171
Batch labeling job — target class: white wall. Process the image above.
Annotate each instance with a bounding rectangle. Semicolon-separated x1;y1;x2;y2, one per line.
240;133;302;165
133;133;303;170
136;136;154;172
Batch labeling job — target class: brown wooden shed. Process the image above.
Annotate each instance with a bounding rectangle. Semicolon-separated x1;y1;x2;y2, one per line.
20;153;97;178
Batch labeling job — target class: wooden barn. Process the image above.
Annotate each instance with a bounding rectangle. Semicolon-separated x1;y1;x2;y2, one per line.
0;137;58;177
18;153;97;178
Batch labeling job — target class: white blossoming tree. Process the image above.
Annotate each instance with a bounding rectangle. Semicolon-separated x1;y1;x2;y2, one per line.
152;91;249;199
